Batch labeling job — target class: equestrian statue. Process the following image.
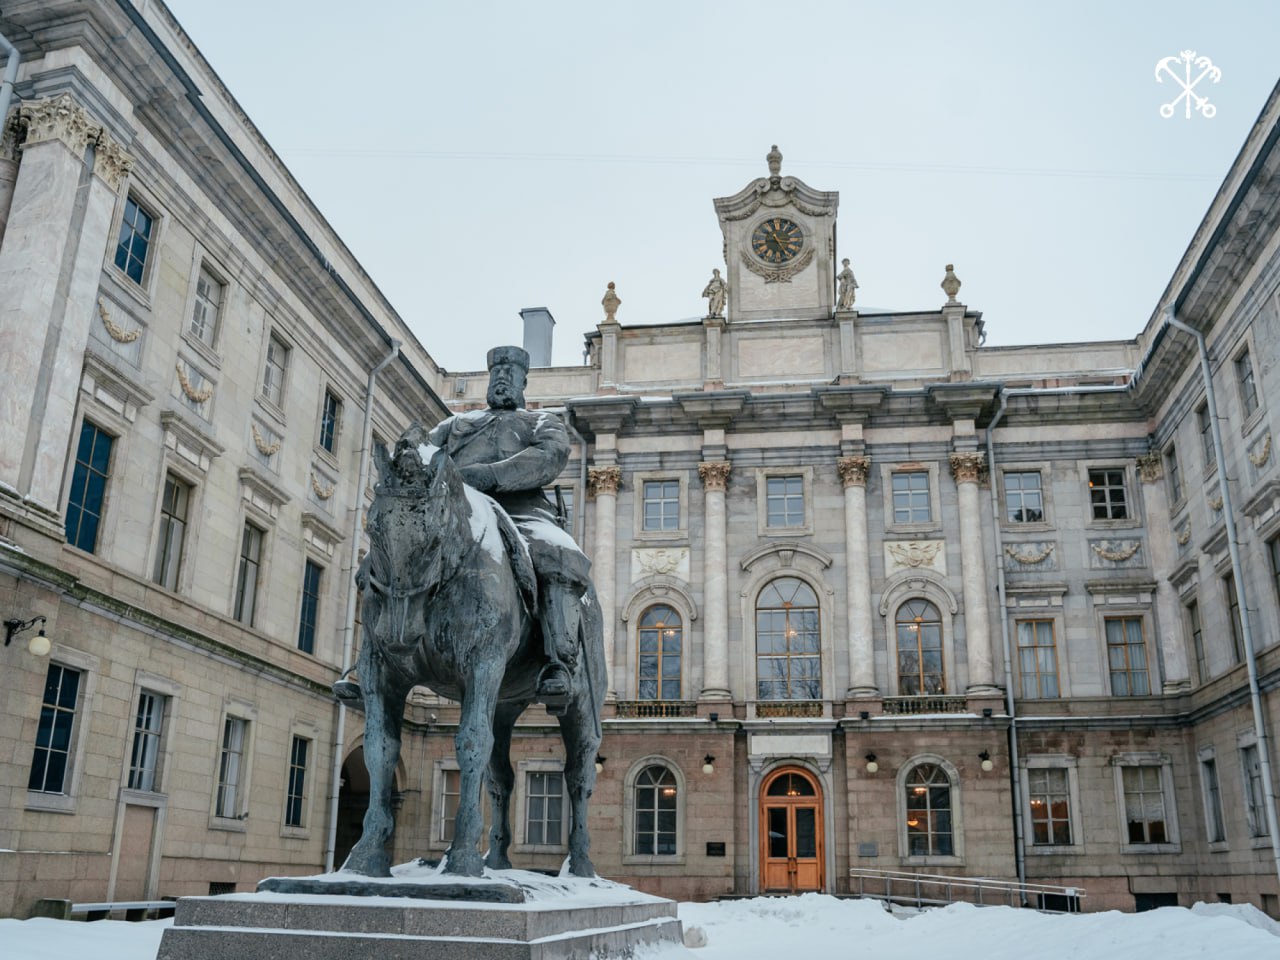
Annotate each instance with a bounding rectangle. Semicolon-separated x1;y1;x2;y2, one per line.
336;345;606;878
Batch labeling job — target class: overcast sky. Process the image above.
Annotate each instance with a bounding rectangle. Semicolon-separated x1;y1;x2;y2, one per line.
160;0;1280;371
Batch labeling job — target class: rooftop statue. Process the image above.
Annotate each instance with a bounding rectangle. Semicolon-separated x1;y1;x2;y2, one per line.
337;345;605;879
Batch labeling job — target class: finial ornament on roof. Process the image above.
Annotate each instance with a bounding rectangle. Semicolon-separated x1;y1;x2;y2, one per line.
767;144;782;177
601;281;621;324
941;263;962;304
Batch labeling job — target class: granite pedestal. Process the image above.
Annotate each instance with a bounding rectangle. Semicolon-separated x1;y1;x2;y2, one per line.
156;869;683;960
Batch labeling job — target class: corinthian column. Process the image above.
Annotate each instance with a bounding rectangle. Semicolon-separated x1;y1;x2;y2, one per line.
588;466;622;698
698;461;732;700
838;456;877;697
950;453;998;692
1136;452;1191;691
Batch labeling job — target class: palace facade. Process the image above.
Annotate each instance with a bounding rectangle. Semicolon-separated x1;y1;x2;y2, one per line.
1;0;1278;919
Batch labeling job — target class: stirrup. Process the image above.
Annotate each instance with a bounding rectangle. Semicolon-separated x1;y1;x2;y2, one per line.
537;663;571;713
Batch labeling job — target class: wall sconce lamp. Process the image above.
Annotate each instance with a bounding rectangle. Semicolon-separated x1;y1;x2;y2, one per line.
864;752;878;774
982;708;993;718
4;616;51;657
859;710;871;721
702;755;715;775
979;750;994;772
708;712;719;724
595;755;607;775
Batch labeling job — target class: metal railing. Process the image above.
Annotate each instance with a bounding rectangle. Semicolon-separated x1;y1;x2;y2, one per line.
613;700;697;719
881;695;969;715
848;868;1085;913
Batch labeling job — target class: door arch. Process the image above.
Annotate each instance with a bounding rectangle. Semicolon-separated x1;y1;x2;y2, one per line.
759;766;825;893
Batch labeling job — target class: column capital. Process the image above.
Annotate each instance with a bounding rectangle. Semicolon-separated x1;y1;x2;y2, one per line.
949;451;986;485
18;93;134;189
587;465;622;498
698;461;731;492
837;455;870;488
1135;451;1162;484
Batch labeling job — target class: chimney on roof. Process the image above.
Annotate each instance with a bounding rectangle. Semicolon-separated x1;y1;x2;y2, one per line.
520;307;555;367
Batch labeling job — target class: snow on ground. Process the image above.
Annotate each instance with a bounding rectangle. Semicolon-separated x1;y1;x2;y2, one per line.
1;893;1276;960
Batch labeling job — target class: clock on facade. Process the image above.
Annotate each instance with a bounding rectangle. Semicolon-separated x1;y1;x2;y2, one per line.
750;217;805;264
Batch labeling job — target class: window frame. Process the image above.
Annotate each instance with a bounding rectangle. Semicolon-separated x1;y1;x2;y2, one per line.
26;646;99;813
755;466;815;536
1163;444;1183;508
623;758;685;864
260;331;291;413
233;521;265;627
1002;469;1048;525
27;662;84;797
1197;403;1215;474
1240;740;1269;840
1196;747;1226;846
895;598;946;696
1111;753;1180;853
754;576;823;703
187;261;226;353
640;478;681;533
64;418;116;555
1086;466;1131;523
1104;615;1151;697
1223;572;1245;665
111;193;158;290
318;387;343;458
127;689;167;793
1186;599;1207;685
1233;345;1260;421
636;603;684;701
516;762;567;853
881;462;943;535
152;471;193;592
298;558;323;655
1015;618;1060;699
213;714;251;824
632;471;688;541
897;755;964;865
1023;756;1081;852
284;735;311;830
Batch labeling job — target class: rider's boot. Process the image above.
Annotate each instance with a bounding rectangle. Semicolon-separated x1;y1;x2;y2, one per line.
536;578;581;715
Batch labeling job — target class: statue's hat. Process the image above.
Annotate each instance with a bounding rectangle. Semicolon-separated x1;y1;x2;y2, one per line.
487;345;529;372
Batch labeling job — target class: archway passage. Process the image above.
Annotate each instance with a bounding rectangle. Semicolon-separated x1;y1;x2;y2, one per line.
759;767;824;893
335;747;371;869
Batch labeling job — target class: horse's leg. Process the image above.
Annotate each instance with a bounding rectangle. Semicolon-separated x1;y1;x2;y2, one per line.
340;646;406;877
445;662;502;877
484;700;524;871
559;699;600;878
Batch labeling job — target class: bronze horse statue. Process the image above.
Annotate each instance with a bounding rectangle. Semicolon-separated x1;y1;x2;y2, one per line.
339;431;605;878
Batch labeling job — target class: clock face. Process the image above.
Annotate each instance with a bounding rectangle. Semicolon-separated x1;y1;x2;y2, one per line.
751;217;804;264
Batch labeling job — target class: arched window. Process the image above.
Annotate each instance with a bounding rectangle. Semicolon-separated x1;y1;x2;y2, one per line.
756;577;821;701
633;765;678;855
896;599;944;694
638;604;682;701
905;763;954;856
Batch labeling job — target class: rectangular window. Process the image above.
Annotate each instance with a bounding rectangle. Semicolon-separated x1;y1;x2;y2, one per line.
892;471;931;523
525;771;564;846
65;420;114;553
1235;349;1259;418
1224;573;1244;665
1242;744;1268;837
642;479;680;531
1004;471;1044;522
438;768;460;842
262;334;289;407
298;559;323;654
190;265;223;346
1088;468;1128;520
319;389;342;454
1164;446;1181;503
1016;620;1059;698
765;475;804;528
233;523;264;625
127;691;166;792
1200;756;1225;843
28;663;82;794
1122;765;1168;844
285;736;309;828
113;196;154;285
1106;617;1149;696
1028;767;1072;845
153;473;191;590
1187;600;1206;684
1197;403;1214;469
215;716;248;819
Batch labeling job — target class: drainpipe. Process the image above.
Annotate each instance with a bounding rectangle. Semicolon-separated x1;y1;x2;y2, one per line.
986;382;1131;904
0;32;19;128
324;339;401;872
1164;307;1280;888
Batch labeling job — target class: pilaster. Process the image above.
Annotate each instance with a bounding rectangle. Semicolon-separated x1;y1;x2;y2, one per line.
588;465;622;699
1137;452;1192;692
838;455;876;697
950;451;998;693
698;460;732;700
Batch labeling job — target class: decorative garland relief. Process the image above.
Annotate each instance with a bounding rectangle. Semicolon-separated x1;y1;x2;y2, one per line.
311;472;335;500
98;298;140;343
1005;543;1054;565
1249;432;1272;467
1091;541;1140;563
175;361;214;403
251;422;281;456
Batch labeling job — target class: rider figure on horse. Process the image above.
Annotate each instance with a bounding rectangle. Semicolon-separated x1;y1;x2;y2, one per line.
426;345;586;710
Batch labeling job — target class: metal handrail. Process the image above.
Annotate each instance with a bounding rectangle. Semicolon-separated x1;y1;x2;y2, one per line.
848;867;1085;912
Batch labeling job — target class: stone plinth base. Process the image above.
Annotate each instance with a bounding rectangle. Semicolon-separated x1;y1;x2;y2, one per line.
157;869;682;960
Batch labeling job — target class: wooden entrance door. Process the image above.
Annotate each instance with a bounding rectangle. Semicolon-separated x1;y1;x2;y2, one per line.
759;768;824;893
